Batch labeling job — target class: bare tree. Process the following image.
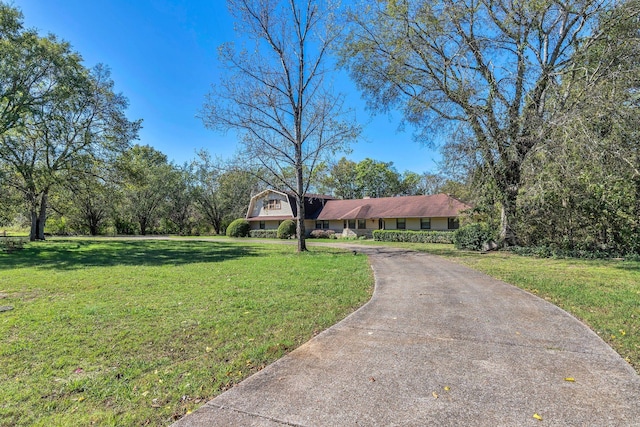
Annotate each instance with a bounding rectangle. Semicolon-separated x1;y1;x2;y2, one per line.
201;0;360;252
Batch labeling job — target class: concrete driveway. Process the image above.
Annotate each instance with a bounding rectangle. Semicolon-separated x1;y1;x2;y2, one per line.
172;246;640;426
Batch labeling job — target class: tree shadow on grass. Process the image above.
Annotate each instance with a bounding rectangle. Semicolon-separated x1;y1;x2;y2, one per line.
0;239;261;270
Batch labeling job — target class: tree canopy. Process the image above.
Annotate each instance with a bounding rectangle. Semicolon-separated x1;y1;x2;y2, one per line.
341;0;625;246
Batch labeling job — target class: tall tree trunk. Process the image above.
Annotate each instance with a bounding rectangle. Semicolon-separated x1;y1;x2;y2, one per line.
29;209;38;242
36;191;48;240
295;144;307;252
29;191;48;241
499;185;519;247
296;195;306;252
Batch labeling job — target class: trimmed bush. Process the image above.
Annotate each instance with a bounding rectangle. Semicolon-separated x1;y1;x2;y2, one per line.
453;223;495;250
372;230;454;244
277;219;296;239
309;229;336;239
249;229;278;239
226;218;250;237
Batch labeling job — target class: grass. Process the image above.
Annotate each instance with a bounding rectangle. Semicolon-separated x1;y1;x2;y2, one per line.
0;239;373;426
345;240;640;373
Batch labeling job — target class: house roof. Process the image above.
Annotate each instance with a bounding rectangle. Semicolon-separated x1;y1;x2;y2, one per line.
316;194;471;220
246;189;334;221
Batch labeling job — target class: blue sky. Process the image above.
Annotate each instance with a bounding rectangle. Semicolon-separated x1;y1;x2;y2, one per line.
17;0;441;174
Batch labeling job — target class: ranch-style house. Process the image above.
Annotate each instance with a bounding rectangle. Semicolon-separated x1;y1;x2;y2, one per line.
246;189;471;237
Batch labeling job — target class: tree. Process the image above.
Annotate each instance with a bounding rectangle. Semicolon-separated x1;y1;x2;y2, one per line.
355;158;401;198
342;0;615;246
54;161;118;236
192;150;262;234
1;61;139;240
217;168;261;229
115;145;174;236
0;3;68;137
517;0;640;253
397;171;422;196
165;165;197;236
202;0;360;251
417;173;447;195
320;157;360;199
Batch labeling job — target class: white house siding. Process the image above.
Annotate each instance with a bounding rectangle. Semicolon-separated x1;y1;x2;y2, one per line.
406;218;420;230
431;218;449;231
249;192;293;218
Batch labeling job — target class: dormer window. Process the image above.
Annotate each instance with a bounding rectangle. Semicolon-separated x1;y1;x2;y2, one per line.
263;199;281;210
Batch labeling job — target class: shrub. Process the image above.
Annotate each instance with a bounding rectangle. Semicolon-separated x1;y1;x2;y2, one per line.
372;230;454;244
277;219;296;239
226;218;250;237
309;229;336;239
453;223;495;251
0;237;26;253
249;229;278;239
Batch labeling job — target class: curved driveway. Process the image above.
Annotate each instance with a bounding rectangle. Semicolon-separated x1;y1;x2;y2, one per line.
173;245;640;426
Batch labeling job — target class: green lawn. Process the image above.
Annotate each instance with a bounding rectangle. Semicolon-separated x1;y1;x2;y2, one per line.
0;239;373;426
351;241;640;373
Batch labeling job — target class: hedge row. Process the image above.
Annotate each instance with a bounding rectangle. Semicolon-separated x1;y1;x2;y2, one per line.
249;230;278;238
372;230;454;244
453;223;495;251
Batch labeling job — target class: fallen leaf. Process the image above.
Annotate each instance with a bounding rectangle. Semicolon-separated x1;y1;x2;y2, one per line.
533;413;543;421
564;377;575;382
142;391;149;397
205;346;213;353
77;396;85;402
432;392;438;399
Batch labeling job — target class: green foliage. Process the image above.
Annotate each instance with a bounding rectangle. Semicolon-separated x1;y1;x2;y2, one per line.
0;5;140;241
277;219;296;239
226;218;250;237
453;223;495;251
342;0;616;246
249;229;278;238
355;158;401;198
45;215;70;236
373;229;454;244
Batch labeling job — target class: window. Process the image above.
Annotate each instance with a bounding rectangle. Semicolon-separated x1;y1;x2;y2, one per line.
348;219;356;229
397;218;406;230
259;221;265;230
263;199;281;210
315;220;329;229
448;217;460;230
420;218;431;230
357;219;366;230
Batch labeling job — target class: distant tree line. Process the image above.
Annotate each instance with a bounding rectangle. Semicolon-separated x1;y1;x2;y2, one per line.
6;0;640;256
